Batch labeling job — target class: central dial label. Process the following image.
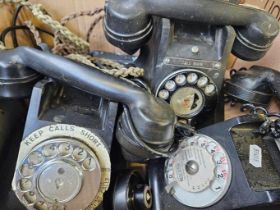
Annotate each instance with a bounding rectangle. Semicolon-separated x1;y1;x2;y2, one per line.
38;161;83;203
173;145;215;192
170;87;204;118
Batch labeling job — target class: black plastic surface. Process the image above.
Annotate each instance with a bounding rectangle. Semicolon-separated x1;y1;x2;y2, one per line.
224;66;280;106
148;115;280;210
0;79;119;210
138;19;235;127
0;47;176;147
104;0;279;60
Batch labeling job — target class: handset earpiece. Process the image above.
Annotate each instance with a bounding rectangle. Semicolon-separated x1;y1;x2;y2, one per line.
104;0;279;60
0;46;176;148
225;66;280;106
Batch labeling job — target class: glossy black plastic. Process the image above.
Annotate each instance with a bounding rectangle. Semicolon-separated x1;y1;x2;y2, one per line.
0;47;176;147
0;52;40;98
148;114;280;210
224;66;280;106
104;0;279;60
0;79;119;209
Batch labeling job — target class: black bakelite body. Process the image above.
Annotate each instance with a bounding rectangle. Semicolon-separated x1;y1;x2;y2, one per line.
225;66;280;106
149;115;280;210
104;0;279;61
0;47;176;148
0;79;119;209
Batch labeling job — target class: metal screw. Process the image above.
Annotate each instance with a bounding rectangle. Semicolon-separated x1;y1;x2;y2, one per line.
164;58;170;64
213;72;220;79
191;46;199;54
53;115;65;123
214;62;222;69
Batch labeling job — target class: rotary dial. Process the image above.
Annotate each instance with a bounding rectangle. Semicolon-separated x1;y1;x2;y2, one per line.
12;124;111;210
165;134;231;208
156;69;217;119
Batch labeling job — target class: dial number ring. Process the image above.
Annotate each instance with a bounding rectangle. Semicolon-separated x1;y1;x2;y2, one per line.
12;124;110;210
165;134;232;208
156;69;217;119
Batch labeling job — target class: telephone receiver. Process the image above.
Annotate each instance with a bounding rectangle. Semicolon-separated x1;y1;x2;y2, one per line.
225;65;280;106
104;0;279;61
0;47;176;149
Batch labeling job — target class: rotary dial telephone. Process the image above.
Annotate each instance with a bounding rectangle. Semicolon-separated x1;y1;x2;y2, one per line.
0;0;279;210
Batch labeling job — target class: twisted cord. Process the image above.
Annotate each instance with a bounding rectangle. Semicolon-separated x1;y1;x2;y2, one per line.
24;20;42;45
66;54;144;77
86;14;104;42
60;9;104;26
0;0;145;77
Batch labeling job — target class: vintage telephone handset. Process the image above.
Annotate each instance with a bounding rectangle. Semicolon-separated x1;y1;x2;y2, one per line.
0;47;175;209
104;0;279;129
225;65;280;106
104;0;279;60
0;47;176;147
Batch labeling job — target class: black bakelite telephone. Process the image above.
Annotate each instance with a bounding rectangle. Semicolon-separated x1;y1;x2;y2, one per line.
0;0;280;210
225;65;280;106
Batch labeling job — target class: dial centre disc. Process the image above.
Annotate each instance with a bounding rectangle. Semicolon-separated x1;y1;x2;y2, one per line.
173;145;215;193
170;87;204;118
38;161;82;203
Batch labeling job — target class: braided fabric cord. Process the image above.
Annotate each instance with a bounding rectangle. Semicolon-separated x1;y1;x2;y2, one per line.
24;21;42;45
60;9;104;26
52;30;89;55
86;14;104;42
67;54;144;77
53;8;104;55
0;0;89;49
0;0;145;77
26;3;90;49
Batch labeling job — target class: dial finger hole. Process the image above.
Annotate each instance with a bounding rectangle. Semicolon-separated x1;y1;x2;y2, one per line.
213;152;228;165
175;74;187;86
58;143;73;157
197;76;208;88
28;152;44;166
197;137;208;148
187;73;198;85
204;84;216;96
215;165;229;183
34;201;48;210
23;191;36;205
158;89;169;100
19;178;33;191
186;138;198;146
207;142;218;154
211;180;224;192
165;80;176;91
42;144;57;158
72;147;87;162
82;157;97;171
20;164;34;178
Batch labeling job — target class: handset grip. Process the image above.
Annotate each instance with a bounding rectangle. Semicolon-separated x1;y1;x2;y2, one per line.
225;65;280;106
0;47;176;146
104;0;279;60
